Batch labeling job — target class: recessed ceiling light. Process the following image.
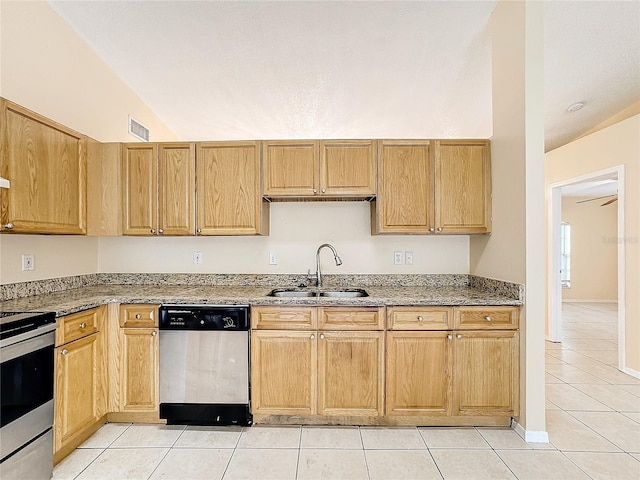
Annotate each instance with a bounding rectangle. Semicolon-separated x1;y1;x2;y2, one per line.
567;102;584;112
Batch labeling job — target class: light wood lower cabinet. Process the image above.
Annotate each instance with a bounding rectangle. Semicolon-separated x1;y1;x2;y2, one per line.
54;307;106;462
318;331;384;416
453;330;519;416
251;306;384;417
386;331;452;416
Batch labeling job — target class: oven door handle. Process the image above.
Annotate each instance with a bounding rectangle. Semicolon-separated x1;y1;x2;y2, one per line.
0;329;56;364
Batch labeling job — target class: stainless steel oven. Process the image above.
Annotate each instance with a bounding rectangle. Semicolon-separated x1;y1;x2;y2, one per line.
159;305;251;426
0;311;57;480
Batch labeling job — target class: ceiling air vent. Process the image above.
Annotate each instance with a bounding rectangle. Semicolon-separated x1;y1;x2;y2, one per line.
128;115;150;142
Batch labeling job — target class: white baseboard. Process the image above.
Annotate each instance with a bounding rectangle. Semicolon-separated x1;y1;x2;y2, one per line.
512;420;549;443
622;366;640;379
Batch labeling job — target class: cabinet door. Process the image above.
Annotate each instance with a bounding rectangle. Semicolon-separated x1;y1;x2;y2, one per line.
158;143;195;235
197;142;267;235
373;140;433;233
54;333;99;452
251;330;317;415
386;331;452;416
1;99;86;234
453;331;519;416
120;328;159;412
122;143;158;235
318;331;384;416
319;140;376;196
262;140;319;196
434;140;491;234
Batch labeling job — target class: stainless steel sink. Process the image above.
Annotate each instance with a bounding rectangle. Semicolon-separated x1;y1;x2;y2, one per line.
319;290;368;298
267;288;368;298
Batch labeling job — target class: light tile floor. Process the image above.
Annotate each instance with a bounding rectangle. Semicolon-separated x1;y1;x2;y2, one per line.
54;302;639;479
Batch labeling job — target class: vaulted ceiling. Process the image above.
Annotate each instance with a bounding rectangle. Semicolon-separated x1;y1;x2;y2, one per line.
49;1;640;152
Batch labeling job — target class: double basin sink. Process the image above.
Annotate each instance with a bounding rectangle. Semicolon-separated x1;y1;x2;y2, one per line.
267;288;368;298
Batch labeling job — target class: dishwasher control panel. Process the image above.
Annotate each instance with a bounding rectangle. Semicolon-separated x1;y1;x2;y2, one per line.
159;306;249;331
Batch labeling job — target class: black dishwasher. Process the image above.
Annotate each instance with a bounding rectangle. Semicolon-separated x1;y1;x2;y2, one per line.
158;305;252;426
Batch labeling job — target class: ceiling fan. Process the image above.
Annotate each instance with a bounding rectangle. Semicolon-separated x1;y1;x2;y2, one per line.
576;194;618;206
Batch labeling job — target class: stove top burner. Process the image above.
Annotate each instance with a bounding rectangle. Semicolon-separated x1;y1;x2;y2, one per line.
0;311;57;340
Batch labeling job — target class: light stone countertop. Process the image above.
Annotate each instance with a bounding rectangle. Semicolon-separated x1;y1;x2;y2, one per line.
0;283;522;318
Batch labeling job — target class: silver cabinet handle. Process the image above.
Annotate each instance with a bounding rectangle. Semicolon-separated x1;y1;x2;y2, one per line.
196;228;202;234
150;229;156;234
485;316;492;322
61;349;68;355
437;227;443;232
313;189;318;194
310;334;315;340
79;322;87;329
3;223;14;230
429;227;435;232
447;334;452;340
320;334;325;340
456;334;462;339
151;331;157;336
158;228;164;234
135;314;142;319
417;316;424;322
321;188;326;193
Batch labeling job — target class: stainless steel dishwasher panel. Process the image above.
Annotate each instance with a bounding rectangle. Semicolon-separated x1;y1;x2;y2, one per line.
159;330;249;404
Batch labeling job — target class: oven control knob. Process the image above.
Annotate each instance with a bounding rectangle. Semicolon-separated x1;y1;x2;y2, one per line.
201;320;205;325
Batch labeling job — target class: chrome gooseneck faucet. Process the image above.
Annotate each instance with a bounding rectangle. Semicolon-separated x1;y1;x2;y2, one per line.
315;243;342;288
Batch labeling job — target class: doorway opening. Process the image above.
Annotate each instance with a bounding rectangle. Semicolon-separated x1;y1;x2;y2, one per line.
548;165;626;372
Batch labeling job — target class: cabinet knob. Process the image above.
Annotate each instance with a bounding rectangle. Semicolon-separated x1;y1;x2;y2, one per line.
158;229;164;234
310;334;315;340
150;229;156;234
437;227;443;232
60;349;68;356
2;223;14;230
485;316;492;322
417;316;424;322
447;334;452;340
151;331;157;336
135;314;142;319
313;189;318;194
456;334;462;339
79;322;87;329
320;334;325;340
321;188;326;193
429;227;435;232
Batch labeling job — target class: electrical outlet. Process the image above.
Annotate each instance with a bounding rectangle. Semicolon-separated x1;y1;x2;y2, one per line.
22;254;35;271
269;251;277;265
405;251;414;265
193;251;203;265
394;251;403;265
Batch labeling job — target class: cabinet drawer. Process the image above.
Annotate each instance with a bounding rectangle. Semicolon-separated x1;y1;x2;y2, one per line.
56;309;99;346
454;307;519;330
318;307;385;330
387;307;452;330
252;306;317;330
120;304;159;328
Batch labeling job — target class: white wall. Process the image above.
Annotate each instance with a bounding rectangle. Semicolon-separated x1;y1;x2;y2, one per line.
98;202;469;274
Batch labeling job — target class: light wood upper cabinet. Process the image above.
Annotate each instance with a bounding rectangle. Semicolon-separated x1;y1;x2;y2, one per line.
0;99;87;234
251;330;317;415
318;330;384;416
196;142;268;235
453;330;519;416
372;140;432;233
386;331;452;416
262;140;376;198
434;140;491;234
373;139;491;234
122;142;195;236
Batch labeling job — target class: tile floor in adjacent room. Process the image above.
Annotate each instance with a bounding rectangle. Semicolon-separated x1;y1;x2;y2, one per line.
54;302;639;479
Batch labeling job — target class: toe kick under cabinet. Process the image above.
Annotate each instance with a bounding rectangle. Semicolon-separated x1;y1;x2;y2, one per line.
251;304;519;426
